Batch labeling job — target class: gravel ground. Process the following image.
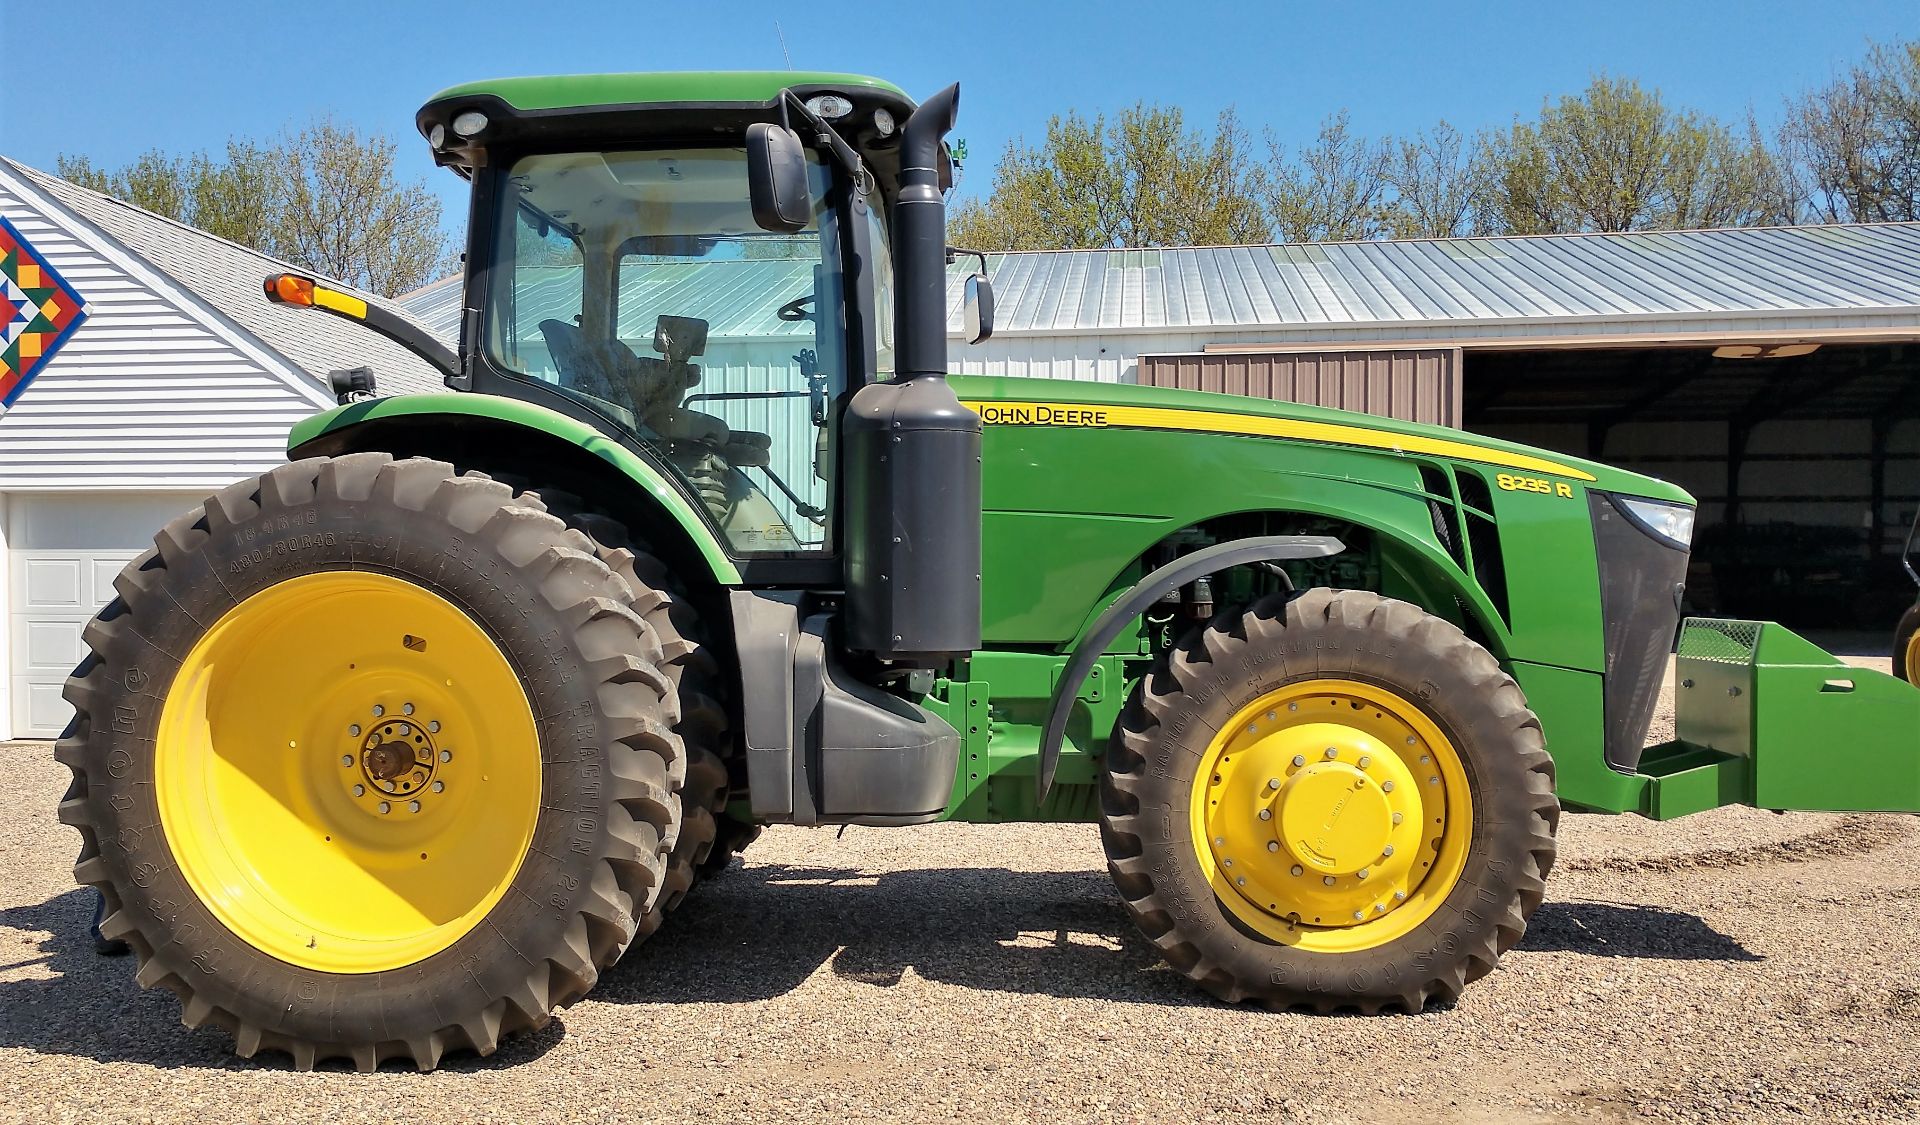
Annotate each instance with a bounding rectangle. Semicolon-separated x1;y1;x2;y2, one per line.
4;654;1917;1124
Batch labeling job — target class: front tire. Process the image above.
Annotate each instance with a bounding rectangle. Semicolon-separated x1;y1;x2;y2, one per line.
1100;588;1558;1013
1895;601;1920;683
57;455;682;1070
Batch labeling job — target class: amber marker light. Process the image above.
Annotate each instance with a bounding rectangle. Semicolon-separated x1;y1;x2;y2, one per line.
266;274;316;307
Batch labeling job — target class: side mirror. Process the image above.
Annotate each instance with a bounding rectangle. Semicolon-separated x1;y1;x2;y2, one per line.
746;123;811;233
964;273;995;345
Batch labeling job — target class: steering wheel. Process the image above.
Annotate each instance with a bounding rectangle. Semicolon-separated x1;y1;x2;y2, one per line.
776;294;814;322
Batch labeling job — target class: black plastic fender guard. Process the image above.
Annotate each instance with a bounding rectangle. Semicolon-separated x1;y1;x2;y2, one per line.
1035;534;1346;802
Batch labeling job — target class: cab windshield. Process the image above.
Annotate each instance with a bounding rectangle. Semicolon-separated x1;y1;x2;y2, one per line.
488;147;846;554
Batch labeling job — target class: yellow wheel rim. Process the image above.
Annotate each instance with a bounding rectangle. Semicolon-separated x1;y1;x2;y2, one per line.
156;572;542;973
1906;626;1920;682
1188;679;1473;953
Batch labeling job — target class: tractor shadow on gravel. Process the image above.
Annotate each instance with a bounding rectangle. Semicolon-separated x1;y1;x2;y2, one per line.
0;876;1757;1069
0;889;567;1072
599;863;1762;1009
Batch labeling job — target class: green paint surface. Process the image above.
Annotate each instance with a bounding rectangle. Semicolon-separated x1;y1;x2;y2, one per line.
424;71;909;112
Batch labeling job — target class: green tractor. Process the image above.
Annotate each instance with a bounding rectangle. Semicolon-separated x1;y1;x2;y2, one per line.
57;72;1920;1071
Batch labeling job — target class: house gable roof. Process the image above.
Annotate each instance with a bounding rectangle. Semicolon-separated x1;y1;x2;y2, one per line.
2;157;445;396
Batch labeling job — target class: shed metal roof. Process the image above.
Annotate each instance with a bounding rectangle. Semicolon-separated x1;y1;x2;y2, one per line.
401;222;1920;348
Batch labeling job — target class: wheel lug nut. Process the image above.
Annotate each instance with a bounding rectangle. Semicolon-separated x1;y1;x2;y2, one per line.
1324;747;1337;759
1395;890;1407;901
441;750;452;763
378;801;391;814
1381;781;1395;793
1290;865;1303;876
432;781;445;793
403;703;415;715
1289;756;1304;769
1375;903;1386;913
1352;911;1365;921
409;800;421;813
1288;702;1298;711
1214;836;1226;846
1270;777;1283;789
1322;876;1336;886
1406;737;1416;746
1357;868;1370;879
1258;808;1273;821
1223;858;1234;867
1392;812;1404;825
352;784;365;797
1266;711;1277;721
1419;754;1430;763
428;721;440;733
349;724;361;736
1235;876;1246;887
341;755;353;767
1357;756;1370;768
1382;845;1395;857
371;705;384;717
1266;841;1280;852
1430;776;1440;785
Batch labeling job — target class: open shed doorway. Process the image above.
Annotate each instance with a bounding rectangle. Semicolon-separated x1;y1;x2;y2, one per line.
1465;342;1920;629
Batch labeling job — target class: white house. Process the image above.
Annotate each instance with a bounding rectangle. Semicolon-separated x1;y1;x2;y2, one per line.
0;158;441;739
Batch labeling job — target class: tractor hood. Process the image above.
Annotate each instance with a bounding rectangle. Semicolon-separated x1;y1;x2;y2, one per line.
948;374;1694;507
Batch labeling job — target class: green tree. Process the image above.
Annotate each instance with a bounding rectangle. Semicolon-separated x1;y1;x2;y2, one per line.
948;103;1267;250
1265;111;1391;241
1477;75;1766;233
1774;38;1920;222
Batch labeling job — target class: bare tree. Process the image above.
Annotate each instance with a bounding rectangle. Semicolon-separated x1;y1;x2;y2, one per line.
56;123;452;297
1265;111;1391;241
1382;121;1484;238
273;119;452;296
1775;39;1920;222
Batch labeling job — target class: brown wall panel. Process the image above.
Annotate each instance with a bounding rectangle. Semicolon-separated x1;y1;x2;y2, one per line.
1136;348;1461;427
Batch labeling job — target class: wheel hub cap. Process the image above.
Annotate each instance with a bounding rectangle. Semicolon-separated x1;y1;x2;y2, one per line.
1190;680;1473;952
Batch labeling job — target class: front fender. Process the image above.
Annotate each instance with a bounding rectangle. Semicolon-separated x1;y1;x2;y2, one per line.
288;395;741;585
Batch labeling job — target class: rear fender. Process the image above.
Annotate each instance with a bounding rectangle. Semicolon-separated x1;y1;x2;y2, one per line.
288;395;740;585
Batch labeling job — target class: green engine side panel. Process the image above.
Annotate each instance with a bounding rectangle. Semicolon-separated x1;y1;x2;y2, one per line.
287;394;741;585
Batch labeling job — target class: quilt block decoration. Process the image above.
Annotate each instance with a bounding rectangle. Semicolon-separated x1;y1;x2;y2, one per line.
0;214;88;408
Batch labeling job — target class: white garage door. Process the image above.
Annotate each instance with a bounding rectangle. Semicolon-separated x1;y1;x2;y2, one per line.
6;493;206;739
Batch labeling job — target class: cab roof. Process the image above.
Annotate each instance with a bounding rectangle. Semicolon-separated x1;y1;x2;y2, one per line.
422;71;910;114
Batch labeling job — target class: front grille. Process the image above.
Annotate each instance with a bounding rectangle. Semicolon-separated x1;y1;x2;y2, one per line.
1590;492;1691;772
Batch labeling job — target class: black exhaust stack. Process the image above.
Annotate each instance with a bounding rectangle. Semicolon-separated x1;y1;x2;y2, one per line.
842;83;983;667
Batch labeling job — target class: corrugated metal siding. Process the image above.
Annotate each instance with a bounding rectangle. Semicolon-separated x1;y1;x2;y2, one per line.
0;175;325;490
1138;349;1461;426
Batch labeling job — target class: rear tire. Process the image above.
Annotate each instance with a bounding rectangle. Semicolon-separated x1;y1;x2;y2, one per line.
506;487;758;912
58;455;682;1070
1101;588;1558;1013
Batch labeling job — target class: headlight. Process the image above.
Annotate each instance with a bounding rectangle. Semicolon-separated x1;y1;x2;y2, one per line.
1615;496;1695;551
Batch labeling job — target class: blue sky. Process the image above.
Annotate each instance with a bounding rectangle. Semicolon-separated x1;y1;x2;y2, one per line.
3;0;1914;234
